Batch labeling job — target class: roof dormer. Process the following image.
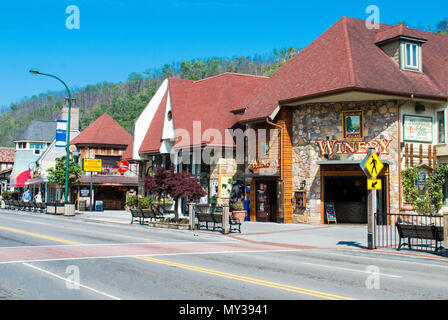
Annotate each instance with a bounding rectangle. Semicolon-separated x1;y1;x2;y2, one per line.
375;24;427;73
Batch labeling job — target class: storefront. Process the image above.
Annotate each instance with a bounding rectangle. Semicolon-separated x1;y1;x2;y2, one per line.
289;100;399;224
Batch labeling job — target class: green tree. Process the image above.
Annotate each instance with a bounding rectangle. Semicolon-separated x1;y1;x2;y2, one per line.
47;156;83;200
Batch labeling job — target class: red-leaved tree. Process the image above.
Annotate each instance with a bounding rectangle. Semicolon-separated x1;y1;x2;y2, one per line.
144;167;206;220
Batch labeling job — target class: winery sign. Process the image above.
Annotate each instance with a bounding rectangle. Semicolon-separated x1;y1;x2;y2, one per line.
316;138;393;157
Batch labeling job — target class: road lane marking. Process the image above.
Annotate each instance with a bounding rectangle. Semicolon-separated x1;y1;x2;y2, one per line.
135;256;356;300
22;262;120;300
0;226;81;245
300;262;402;278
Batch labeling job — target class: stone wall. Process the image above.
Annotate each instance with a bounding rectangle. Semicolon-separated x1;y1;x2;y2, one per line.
292;100;400;223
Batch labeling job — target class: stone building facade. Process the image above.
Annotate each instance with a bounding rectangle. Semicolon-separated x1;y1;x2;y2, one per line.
291;100;400;224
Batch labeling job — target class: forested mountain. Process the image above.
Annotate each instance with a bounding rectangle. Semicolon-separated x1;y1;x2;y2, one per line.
0;47;298;147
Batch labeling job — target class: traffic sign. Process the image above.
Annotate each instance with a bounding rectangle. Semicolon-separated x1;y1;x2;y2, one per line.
361;152;383;179
367;178;382;190
117;160;129;173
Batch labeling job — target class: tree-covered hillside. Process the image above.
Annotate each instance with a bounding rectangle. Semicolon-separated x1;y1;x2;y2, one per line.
0;47;298;147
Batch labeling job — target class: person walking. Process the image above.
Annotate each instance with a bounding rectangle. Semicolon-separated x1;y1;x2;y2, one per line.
35;192;42;203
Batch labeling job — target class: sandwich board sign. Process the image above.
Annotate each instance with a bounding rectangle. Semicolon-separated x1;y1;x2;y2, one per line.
325;202;337;224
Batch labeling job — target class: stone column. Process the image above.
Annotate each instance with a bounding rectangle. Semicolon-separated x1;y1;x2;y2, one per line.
189;202;195;230
222;204;230;234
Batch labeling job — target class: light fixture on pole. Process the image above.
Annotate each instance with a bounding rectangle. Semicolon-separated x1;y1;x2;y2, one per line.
29;69;72;204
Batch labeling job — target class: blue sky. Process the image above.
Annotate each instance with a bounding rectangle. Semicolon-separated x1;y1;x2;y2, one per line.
0;0;446;107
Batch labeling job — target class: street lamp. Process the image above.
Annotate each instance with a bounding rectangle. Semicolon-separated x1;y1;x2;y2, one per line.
29;69;72;204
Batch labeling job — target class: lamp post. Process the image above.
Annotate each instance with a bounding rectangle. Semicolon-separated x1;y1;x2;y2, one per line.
29;69;72;204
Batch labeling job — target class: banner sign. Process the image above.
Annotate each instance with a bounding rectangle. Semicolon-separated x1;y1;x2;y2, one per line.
403;114;433;143
55;120;67;148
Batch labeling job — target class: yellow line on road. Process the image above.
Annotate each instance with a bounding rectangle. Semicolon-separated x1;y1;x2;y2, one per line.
135;256;356;300
0;224;356;300
0;226;82;245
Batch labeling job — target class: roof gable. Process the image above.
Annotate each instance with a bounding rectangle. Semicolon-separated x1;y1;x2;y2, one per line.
71;113;132;147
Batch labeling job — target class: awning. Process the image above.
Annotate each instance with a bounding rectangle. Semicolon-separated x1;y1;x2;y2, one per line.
10;170;32;188
25;176;49;186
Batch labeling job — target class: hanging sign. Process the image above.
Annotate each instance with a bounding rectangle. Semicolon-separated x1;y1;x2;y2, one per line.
55;120;67;148
117;160;130;173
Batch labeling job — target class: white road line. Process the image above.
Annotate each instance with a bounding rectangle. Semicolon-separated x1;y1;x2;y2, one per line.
0;248;303;265
22;262;121;300
300;262;402;278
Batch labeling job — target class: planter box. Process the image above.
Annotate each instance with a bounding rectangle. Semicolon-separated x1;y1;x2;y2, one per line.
64;203;76;216
46;203;65;215
147;222;189;230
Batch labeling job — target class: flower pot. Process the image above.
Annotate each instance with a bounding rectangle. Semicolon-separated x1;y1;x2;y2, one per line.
402;203;413;211
232;210;246;223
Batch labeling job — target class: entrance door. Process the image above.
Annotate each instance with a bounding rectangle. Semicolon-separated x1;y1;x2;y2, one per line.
255;180;278;222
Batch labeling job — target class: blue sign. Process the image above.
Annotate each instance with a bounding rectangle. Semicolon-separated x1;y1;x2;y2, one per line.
55;120;67;148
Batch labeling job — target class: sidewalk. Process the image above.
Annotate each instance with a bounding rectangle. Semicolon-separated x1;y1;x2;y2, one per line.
74;210;448;260
76;210;367;248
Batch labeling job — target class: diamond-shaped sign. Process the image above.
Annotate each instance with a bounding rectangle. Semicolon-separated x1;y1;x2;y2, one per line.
360;152;383;179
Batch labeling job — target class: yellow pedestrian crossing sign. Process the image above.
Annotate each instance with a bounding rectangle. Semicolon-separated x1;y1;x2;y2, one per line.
361;152;383;179
367;178;382;190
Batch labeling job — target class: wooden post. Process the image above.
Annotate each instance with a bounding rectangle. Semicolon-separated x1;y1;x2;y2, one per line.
189;202;195;230
419;144;423;164
222;204;230;234
433;146;437;168
405;143;408;168
428;145;432;168
410;144;414;167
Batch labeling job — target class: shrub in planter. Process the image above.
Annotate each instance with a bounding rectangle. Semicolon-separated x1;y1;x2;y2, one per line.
231;201;246;222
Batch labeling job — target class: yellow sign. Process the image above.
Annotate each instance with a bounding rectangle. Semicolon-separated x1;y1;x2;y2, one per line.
367;178;382;190
83;158;102;172
364;152;383;179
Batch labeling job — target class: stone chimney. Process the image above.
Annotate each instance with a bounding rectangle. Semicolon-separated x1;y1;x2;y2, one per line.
61;106;80;131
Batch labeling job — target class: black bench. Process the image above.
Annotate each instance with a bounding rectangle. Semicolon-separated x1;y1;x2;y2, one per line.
130;208;144;224
36;202;46;213
396;222;444;252
229;213;242;233
142;208;164;223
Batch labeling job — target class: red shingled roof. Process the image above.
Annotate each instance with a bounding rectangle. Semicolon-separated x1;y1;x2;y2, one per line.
138;73;268;154
0;148;14;163
240;17;448;122
71;113;132;147
170;73;268;149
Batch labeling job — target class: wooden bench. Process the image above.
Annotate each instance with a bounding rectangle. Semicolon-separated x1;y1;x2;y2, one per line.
396;223;444;252
195;212;241;233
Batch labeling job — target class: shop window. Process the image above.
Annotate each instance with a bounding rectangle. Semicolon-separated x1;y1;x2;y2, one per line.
436;108;446;144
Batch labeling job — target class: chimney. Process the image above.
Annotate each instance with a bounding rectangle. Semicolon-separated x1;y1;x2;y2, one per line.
61;106;80;131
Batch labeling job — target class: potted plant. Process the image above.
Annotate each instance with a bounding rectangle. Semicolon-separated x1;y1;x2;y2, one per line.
231;201;246;223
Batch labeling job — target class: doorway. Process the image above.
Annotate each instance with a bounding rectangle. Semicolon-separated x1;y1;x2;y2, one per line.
323;175;387;223
255;180;278;222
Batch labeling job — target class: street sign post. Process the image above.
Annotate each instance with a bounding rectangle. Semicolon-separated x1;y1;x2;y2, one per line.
360;146;384;249
83;159;102;211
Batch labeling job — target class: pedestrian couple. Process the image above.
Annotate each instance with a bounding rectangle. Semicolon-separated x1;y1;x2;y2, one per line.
22;190;42;203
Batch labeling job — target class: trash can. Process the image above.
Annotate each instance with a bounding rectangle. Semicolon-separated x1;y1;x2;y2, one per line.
95;200;103;212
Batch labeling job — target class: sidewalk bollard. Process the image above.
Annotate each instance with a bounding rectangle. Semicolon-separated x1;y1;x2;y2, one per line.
189;202;195;231
222;204;230;234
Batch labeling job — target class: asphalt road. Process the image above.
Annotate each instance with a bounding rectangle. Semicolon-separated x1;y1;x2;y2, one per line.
0;209;448;302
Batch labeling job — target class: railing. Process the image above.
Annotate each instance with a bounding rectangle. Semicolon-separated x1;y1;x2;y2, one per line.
375;212;444;253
